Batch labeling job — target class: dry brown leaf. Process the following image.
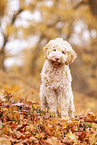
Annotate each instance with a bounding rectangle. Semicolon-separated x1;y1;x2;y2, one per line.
17;123;28;131
87;112;96;120
24;131;31;138
12;131;25;139
45;137;63;145
90;133;97;144
66;131;78;142
27;136;38;144
2;126;12;136
78;131;86;141
0;137;11;145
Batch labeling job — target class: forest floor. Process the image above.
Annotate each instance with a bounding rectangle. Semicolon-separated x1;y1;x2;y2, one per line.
0;70;97;144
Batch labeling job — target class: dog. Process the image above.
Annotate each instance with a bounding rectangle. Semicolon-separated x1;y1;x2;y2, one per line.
40;38;77;118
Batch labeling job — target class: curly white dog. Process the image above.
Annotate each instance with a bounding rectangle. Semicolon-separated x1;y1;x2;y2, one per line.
40;38;77;118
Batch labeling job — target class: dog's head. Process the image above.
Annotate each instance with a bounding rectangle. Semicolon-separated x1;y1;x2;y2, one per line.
43;38;77;66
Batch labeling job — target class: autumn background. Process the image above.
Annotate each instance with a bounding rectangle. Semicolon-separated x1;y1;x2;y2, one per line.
0;0;97;144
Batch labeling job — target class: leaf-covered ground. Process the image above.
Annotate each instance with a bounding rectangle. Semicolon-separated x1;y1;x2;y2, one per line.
0;85;97;145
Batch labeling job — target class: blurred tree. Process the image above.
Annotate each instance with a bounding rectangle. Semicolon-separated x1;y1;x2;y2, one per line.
0;0;7;18
89;0;97;16
0;0;97;96
0;0;24;70
21;0;97;82
23;0;77;73
0;0;7;69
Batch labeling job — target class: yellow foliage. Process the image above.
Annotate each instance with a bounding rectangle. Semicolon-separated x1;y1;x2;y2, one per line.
0;0;7;17
67;131;78;142
0;137;11;145
4;85;21;93
0;0;97;99
6;25;16;37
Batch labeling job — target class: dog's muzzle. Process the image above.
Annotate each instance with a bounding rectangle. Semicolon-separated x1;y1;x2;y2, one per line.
51;58;62;66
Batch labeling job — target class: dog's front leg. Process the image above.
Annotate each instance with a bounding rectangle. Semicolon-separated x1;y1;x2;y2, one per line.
40;84;48;110
60;94;69;118
46;89;57;114
68;93;75;118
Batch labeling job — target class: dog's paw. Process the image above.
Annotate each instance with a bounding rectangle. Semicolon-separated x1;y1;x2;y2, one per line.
61;116;70;121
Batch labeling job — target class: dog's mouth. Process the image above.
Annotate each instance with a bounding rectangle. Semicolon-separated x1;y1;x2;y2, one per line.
52;61;61;65
50;58;62;66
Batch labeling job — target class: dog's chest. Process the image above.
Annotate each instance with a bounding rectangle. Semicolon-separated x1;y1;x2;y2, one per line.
44;64;69;88
49;67;65;78
50;67;66;79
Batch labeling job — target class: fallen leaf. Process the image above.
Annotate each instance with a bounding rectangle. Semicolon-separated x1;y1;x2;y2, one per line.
0;137;11;145
67;131;78;142
87;112;96;120
24;131;31;138
17;123;28;131
90;133;97;144
78;131;86;141
45;137;63;145
13;131;25;139
27;136;38;144
2;126;12;136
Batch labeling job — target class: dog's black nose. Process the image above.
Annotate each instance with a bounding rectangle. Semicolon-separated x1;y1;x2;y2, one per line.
55;58;59;61
55;58;61;63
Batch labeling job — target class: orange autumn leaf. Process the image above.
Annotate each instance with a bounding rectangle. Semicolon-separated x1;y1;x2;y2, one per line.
2;126;12;136
78;131;86;141
12;131;25;139
45;137;63;145
66;131;78;142
4;85;21;94
24;131;31;138
0;137;11;145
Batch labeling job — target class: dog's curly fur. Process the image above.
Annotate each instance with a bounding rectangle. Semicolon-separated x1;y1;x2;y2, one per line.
40;38;77;118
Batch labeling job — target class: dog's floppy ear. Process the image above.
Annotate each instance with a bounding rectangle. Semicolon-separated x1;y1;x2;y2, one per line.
65;50;77;65
43;45;48;59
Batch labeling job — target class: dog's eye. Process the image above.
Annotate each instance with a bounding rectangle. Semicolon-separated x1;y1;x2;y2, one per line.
54;49;56;51
62;51;65;54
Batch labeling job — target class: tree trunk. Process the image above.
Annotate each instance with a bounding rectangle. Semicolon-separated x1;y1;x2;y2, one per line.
0;34;8;70
31;35;47;74
89;0;97;16
0;50;5;70
0;8;23;71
